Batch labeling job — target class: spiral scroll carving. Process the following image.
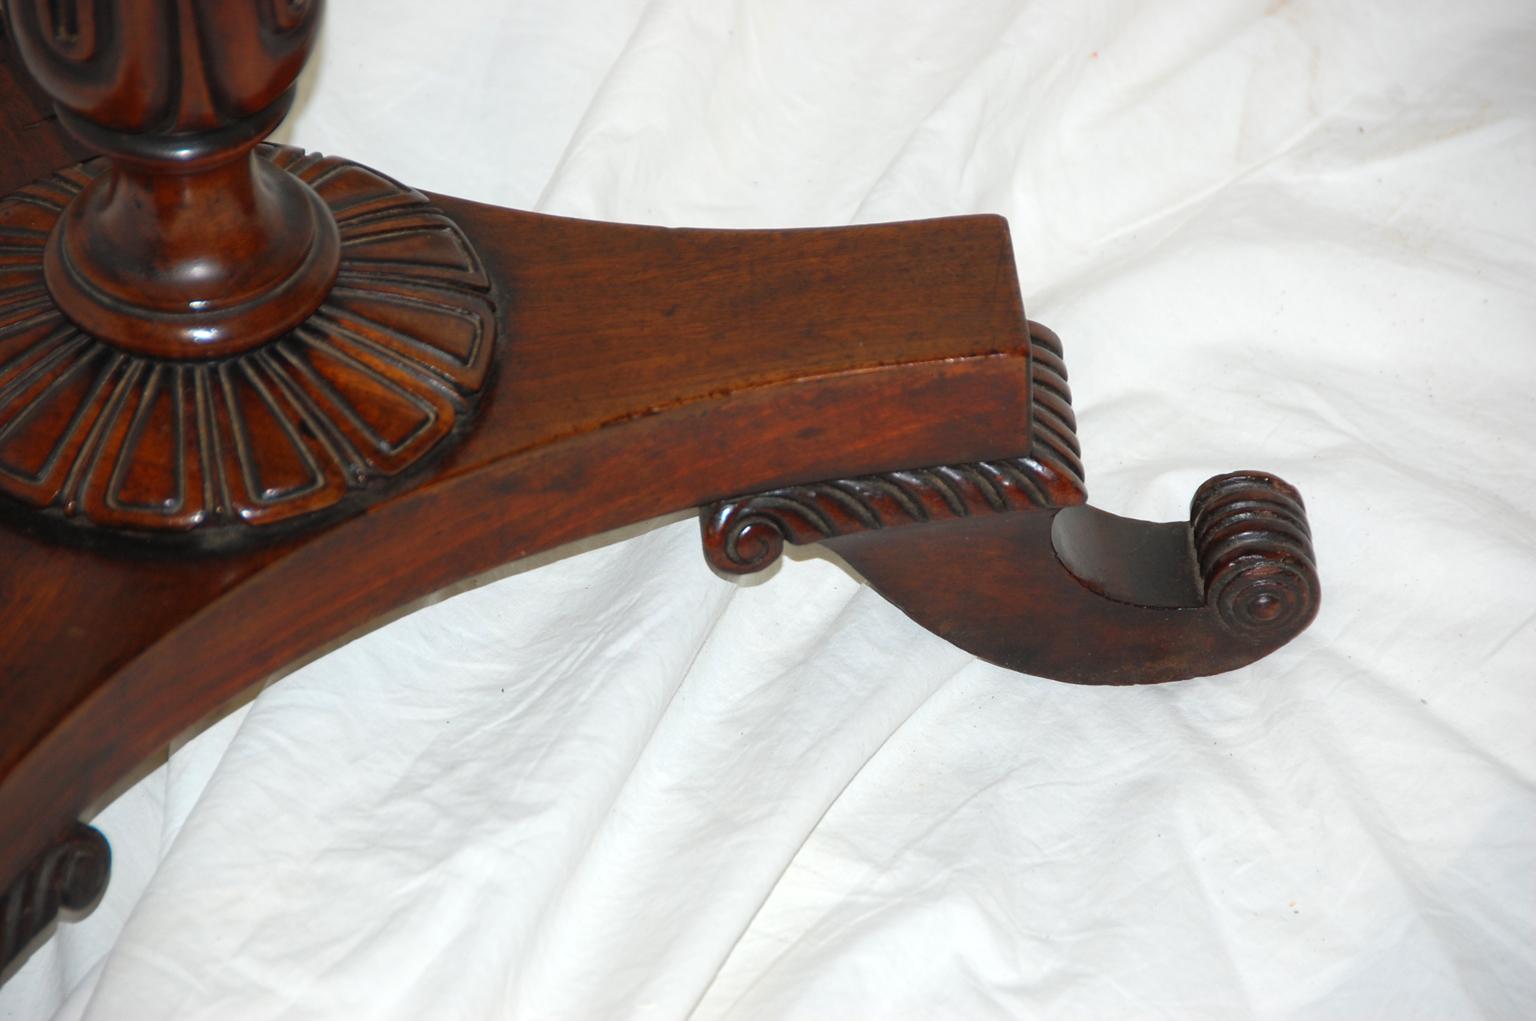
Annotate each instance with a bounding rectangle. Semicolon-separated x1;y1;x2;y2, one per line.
1191;471;1319;641
701;321;1086;575
0;823;109;978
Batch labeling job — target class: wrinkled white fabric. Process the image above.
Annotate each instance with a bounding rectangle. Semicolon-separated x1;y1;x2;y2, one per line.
4;0;1534;1017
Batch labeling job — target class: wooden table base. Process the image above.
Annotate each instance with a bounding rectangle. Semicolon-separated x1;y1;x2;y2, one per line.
0;3;1319;983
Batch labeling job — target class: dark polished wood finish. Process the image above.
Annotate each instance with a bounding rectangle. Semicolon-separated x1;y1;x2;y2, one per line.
1;147;497;538
1;824;108;976
0;190;1044;978
6;0;337;359
702;324;1318;684
0;2;1319;984
0;23;90;192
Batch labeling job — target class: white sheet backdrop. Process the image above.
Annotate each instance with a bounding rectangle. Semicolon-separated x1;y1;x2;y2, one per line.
4;0;1534;1017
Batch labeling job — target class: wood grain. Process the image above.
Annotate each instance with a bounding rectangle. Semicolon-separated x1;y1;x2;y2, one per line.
0;191;1037;907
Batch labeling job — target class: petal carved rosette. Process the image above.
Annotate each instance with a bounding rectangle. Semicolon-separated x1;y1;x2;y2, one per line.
0;145;497;542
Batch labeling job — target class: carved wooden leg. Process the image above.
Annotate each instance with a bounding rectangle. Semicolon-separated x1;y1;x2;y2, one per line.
0;187;1045;979
0;0;1322;984
703;324;1319;685
0;825;108;983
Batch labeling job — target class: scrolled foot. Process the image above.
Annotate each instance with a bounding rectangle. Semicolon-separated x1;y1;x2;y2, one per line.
1;823;110;980
700;314;1320;684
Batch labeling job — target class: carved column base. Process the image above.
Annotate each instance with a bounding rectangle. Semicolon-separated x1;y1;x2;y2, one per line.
0;147;496;543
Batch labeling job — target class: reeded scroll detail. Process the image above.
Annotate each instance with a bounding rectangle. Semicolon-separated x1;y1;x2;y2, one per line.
701;321;1086;575
0;823;108;978
0;145;497;539
1191;471;1319;641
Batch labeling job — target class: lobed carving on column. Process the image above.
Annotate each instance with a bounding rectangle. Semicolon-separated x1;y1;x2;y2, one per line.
700;320;1086;574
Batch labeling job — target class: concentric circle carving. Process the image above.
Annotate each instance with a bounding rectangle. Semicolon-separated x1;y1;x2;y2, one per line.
0;145;497;542
1191;471;1319;641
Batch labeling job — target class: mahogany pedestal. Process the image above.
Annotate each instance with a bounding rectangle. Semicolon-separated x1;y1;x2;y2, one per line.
0;2;1319;982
